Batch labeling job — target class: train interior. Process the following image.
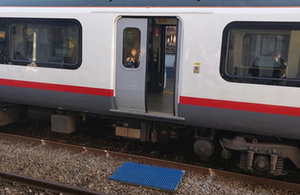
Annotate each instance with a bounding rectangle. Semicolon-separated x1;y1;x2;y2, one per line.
146;18;178;115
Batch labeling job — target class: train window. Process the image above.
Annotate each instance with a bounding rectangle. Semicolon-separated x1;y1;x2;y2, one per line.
221;22;300;87
123;28;140;69
8;19;81;69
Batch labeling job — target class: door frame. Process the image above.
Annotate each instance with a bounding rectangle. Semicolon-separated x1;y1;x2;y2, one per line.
112;16;183;119
174;18;182;117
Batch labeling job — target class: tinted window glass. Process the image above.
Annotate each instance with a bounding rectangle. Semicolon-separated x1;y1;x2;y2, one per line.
123;28;140;69
8;19;81;69
222;22;300;86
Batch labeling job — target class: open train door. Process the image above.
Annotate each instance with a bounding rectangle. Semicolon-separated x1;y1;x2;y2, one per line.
115;18;147;112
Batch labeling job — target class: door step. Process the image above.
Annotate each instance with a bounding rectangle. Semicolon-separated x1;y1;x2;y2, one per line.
110;109;185;121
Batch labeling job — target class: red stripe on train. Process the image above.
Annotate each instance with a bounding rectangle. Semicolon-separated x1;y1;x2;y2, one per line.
180;96;300;117
0;78;113;97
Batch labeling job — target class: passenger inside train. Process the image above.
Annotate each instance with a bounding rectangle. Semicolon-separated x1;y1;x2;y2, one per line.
273;51;287;78
125;48;139;68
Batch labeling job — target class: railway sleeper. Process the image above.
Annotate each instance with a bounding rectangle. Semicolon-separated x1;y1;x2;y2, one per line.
221;136;300;176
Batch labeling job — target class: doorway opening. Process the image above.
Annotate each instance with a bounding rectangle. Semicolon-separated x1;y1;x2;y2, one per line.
146;18;178;115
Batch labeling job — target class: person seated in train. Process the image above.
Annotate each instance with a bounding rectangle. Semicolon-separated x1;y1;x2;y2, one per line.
14;52;25;65
8;52;25;65
63;39;77;64
273;51;286;78
15;52;23;60
125;48;139;68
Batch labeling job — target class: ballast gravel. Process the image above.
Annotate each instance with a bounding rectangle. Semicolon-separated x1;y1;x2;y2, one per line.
0;181;46;195
0;138;298;195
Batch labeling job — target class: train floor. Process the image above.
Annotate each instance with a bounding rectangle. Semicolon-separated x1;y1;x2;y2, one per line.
147;92;174;115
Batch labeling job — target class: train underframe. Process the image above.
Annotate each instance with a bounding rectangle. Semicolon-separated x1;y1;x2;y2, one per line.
219;135;300;176
1;103;300;177
112;118;300;177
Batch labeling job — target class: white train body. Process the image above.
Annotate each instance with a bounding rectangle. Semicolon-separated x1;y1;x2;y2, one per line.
0;0;299;175
0;5;299;138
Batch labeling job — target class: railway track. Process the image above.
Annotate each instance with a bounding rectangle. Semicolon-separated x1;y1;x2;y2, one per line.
0;170;108;195
0;132;299;193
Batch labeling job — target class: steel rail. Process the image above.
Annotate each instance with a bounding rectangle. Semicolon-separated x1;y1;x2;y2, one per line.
0;132;299;192
0;170;109;195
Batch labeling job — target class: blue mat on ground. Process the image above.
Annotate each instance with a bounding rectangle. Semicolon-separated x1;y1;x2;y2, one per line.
109;162;185;191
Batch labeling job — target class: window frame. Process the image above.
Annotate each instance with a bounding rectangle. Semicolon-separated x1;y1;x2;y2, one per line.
7;18;82;69
122;27;141;70
220;22;300;87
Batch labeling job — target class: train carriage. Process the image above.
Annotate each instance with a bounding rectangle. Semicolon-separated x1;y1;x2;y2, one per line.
0;0;299;176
